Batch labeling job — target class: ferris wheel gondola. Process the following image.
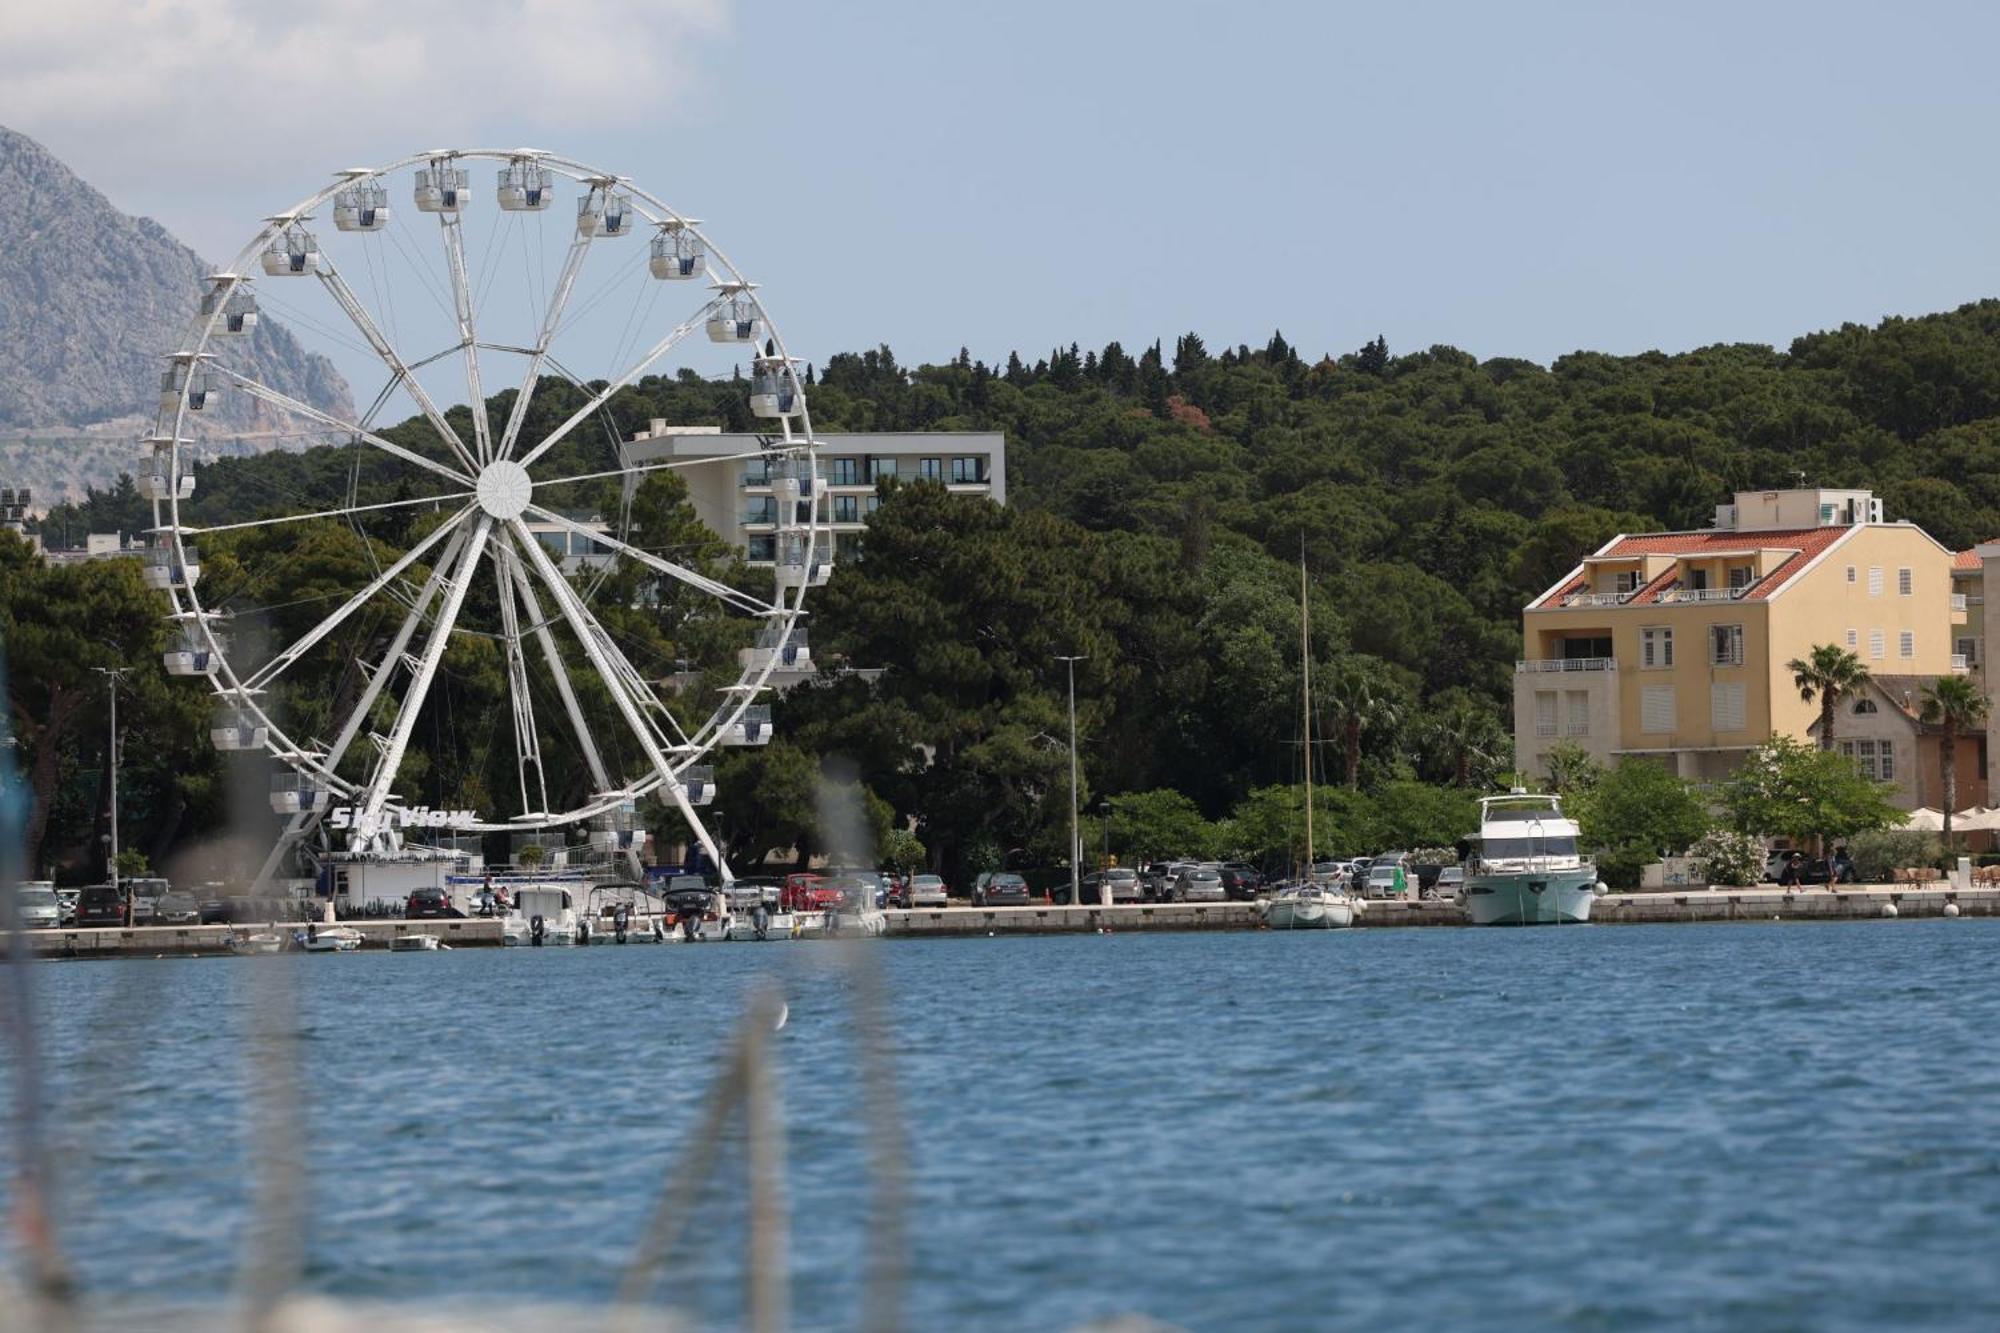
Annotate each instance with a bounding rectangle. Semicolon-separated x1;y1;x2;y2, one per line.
145;148;825;882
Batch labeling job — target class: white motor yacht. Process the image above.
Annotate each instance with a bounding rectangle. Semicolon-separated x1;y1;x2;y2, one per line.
503;886;581;946
1263;882;1354;929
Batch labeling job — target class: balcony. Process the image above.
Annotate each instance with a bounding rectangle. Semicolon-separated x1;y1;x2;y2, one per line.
1953;593;1969;611
1657;587;1749;605
1953;654;1971;673
1559;591;1631;608
1516;657;1616;674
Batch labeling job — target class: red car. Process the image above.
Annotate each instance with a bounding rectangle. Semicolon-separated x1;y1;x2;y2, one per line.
781;873;840;913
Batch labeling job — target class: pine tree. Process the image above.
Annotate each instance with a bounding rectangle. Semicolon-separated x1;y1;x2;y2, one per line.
1356;335;1390;376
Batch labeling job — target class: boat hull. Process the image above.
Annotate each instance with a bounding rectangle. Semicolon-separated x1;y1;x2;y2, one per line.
1463;870;1599;926
1265;896;1354;929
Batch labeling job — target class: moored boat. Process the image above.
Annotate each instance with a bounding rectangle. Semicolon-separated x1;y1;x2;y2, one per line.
1462;791;1604;926
502;885;581;946
228;931;285;955
1263;881;1354;929
298;924;363;952
389;933;440;952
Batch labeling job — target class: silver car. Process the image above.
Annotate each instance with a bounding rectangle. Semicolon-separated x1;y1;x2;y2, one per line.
1170;867;1226;902
906;874;949;908
14;885;61;929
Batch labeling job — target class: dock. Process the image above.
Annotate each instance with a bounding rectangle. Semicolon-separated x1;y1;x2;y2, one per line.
6;884;1998;960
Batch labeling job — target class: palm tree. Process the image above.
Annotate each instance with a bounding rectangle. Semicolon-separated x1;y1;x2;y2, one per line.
1427;694;1509;787
1324;664;1399;789
1918;674;1991;847
1787;644;1872;751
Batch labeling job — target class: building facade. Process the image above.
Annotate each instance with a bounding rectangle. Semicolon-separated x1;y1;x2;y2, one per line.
623;424;1006;565
1516;487;1961;796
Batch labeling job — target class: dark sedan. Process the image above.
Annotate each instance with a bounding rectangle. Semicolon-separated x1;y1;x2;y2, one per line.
972;872;1031;906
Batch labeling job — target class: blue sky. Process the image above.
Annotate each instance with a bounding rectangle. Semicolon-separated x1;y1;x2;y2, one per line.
7;0;2000;392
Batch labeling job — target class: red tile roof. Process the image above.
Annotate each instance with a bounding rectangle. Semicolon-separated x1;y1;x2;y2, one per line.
1535;526;1853;609
1955;549;1982;571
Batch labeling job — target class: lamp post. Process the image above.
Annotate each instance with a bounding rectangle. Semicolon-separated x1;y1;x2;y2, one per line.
93;667;129;924
1054;654;1085;910
1097;798;1111;908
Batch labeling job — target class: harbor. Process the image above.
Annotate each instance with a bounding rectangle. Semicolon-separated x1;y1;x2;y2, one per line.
12;882;2000;959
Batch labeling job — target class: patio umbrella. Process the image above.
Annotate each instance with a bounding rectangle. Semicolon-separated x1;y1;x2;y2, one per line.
1948;806;2000;832
1902;807;1946;831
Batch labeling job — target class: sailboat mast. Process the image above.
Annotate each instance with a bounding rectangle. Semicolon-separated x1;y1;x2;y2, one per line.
1301;552;1313;878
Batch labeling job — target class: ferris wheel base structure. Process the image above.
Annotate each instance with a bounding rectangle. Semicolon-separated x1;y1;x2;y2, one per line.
148;147;827;890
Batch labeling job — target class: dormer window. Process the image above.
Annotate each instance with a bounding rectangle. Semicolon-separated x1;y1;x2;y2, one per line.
1853;698;1878;715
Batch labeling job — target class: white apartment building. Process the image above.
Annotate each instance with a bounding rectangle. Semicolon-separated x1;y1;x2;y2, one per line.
623;424;1007;565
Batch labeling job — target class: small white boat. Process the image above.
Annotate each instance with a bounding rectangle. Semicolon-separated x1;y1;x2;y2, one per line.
389;933;440;952
298;925;363;953
228;931;284;955
1264;882;1354;929
722;884;796;940
581;882;670;943
503;886;581;946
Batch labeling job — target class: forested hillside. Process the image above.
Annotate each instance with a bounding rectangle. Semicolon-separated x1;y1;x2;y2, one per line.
22;300;2000;883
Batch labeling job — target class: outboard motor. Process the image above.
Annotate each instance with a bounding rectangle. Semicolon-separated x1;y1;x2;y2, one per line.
752;902;770;942
577;919;590;946
530;913;545;947
682;913;699;942
613;905;630;943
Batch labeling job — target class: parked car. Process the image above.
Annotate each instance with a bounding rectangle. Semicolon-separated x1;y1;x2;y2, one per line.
1426;866;1465;902
405;887;458;919
905;874;949;908
55;887;80;925
154;891;200;925
198;896;234;924
1364;861;1413;900
1218;863;1264;901
972;872;1031;906
74;884;127;927
1169;866;1226;902
782;873;840;912
13;884;61;929
1075;866;1141;904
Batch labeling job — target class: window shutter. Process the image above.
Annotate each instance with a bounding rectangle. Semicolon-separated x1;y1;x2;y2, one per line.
1710;682;1745;732
1567;691;1590;736
1535;691;1557;738
1869;629;1885;660
1641;685;1676;735
1868;567;1884;595
1899;630;1915;659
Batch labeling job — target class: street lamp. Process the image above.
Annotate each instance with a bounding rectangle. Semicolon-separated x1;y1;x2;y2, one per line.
92;667;129;925
1054;654;1085;911
1097;798;1111;908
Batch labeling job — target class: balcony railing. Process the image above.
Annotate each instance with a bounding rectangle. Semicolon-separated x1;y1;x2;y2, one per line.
1953;653;1970;672
1517;657;1616;674
1657;587;1748;604
1952;593;1968;611
1559;591;1631;608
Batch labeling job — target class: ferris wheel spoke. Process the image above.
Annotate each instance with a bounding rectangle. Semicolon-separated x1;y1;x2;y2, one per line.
351;514;496;839
519;537;687;755
496;227;597;462
312;247;480;474
215;366;474;488
242;507;474;691
512;295;723;473
438;211;494;464
309;521;476;787
510;518;722;857
493;539;550;815
524;503;774;617
181;489;473;537
500;527;615;797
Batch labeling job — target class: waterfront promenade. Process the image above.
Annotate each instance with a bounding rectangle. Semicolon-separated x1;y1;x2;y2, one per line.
9;883;1999;958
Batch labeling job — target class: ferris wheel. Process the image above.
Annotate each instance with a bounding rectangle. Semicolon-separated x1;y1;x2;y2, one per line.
145;148;829;880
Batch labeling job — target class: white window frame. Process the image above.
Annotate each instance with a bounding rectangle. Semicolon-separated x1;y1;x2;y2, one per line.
1565;690;1590;737
1845;628;1858;650
1900;629;1915;659
1898;567;1914;596
1958;636;1979;667
1534;690;1558;739
1710;623;1744;667
1710;681;1746;732
1846;565;1857;585
1869;629;1886;660
1868;567;1884;596
1641;626;1674;669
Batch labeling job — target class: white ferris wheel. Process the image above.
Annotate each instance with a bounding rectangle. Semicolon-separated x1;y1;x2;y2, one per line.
145;148;829;881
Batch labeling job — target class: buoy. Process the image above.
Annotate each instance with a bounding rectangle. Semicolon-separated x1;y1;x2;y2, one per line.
1881;902;1899;918
1945;902;1961;918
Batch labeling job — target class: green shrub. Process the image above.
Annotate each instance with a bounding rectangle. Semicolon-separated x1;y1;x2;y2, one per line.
1689;829;1764;887
1849;829;1943;883
1594;845;1649;890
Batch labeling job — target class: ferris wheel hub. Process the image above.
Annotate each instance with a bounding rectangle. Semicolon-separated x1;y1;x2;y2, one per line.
475;459;533;519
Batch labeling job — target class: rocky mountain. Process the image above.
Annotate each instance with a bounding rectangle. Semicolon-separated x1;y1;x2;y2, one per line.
0;125;352;500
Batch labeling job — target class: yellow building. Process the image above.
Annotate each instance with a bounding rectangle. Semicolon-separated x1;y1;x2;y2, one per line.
1515;488;1960;790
